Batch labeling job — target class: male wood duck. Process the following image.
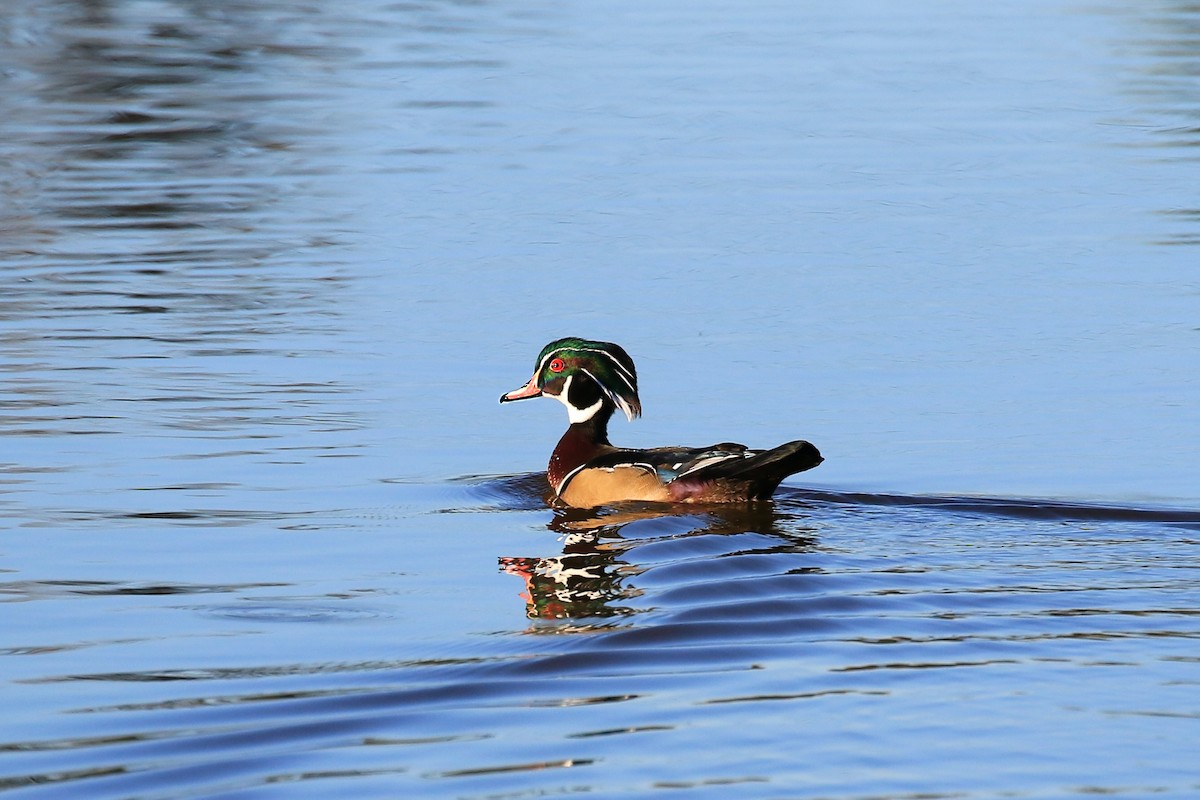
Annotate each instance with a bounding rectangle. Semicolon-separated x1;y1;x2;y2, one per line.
500;337;823;507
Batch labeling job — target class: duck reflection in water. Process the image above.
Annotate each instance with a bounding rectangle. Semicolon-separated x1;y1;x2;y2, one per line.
499;499;813;626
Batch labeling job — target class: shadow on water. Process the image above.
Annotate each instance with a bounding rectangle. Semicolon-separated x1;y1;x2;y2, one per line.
787;487;1200;527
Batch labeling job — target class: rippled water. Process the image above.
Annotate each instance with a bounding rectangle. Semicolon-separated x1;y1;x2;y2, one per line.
3;1;1200;798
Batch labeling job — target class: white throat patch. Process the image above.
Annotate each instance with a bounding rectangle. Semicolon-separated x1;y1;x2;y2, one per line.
553;375;603;424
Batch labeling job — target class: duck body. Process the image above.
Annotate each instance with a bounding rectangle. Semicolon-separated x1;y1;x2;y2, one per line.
500;337;822;508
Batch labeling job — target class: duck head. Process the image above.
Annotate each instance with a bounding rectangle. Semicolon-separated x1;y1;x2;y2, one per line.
500;337;641;425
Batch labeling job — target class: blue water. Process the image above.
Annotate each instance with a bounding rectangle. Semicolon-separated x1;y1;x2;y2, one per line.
2;1;1199;797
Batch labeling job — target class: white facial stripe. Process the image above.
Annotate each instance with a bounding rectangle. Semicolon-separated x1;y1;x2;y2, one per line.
535;349;560;375
587;347;637;391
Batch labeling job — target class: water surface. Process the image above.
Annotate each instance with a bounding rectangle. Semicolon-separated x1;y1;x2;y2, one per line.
2;1;1199;797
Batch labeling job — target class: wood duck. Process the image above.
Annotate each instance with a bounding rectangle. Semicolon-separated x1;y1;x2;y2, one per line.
500;337;823;508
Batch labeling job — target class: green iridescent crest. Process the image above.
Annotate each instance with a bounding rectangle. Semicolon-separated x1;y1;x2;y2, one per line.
534;337;641;421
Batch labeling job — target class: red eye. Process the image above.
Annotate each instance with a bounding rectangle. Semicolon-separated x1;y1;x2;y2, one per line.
549;358;565;373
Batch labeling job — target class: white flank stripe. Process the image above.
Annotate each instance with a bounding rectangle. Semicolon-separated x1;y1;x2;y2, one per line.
556;460;656;494
556;463;588;493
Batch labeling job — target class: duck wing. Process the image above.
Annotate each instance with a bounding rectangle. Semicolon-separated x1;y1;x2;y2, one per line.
585;439;822;501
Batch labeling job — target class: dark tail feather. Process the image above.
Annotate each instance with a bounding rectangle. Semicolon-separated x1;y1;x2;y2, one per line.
689;440;823;499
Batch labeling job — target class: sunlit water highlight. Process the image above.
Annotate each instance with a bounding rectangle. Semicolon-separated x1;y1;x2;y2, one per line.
2;0;1199;797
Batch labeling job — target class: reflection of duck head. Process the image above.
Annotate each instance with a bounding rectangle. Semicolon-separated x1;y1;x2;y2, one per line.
498;549;633;623
498;507;640;624
499;501;816;627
